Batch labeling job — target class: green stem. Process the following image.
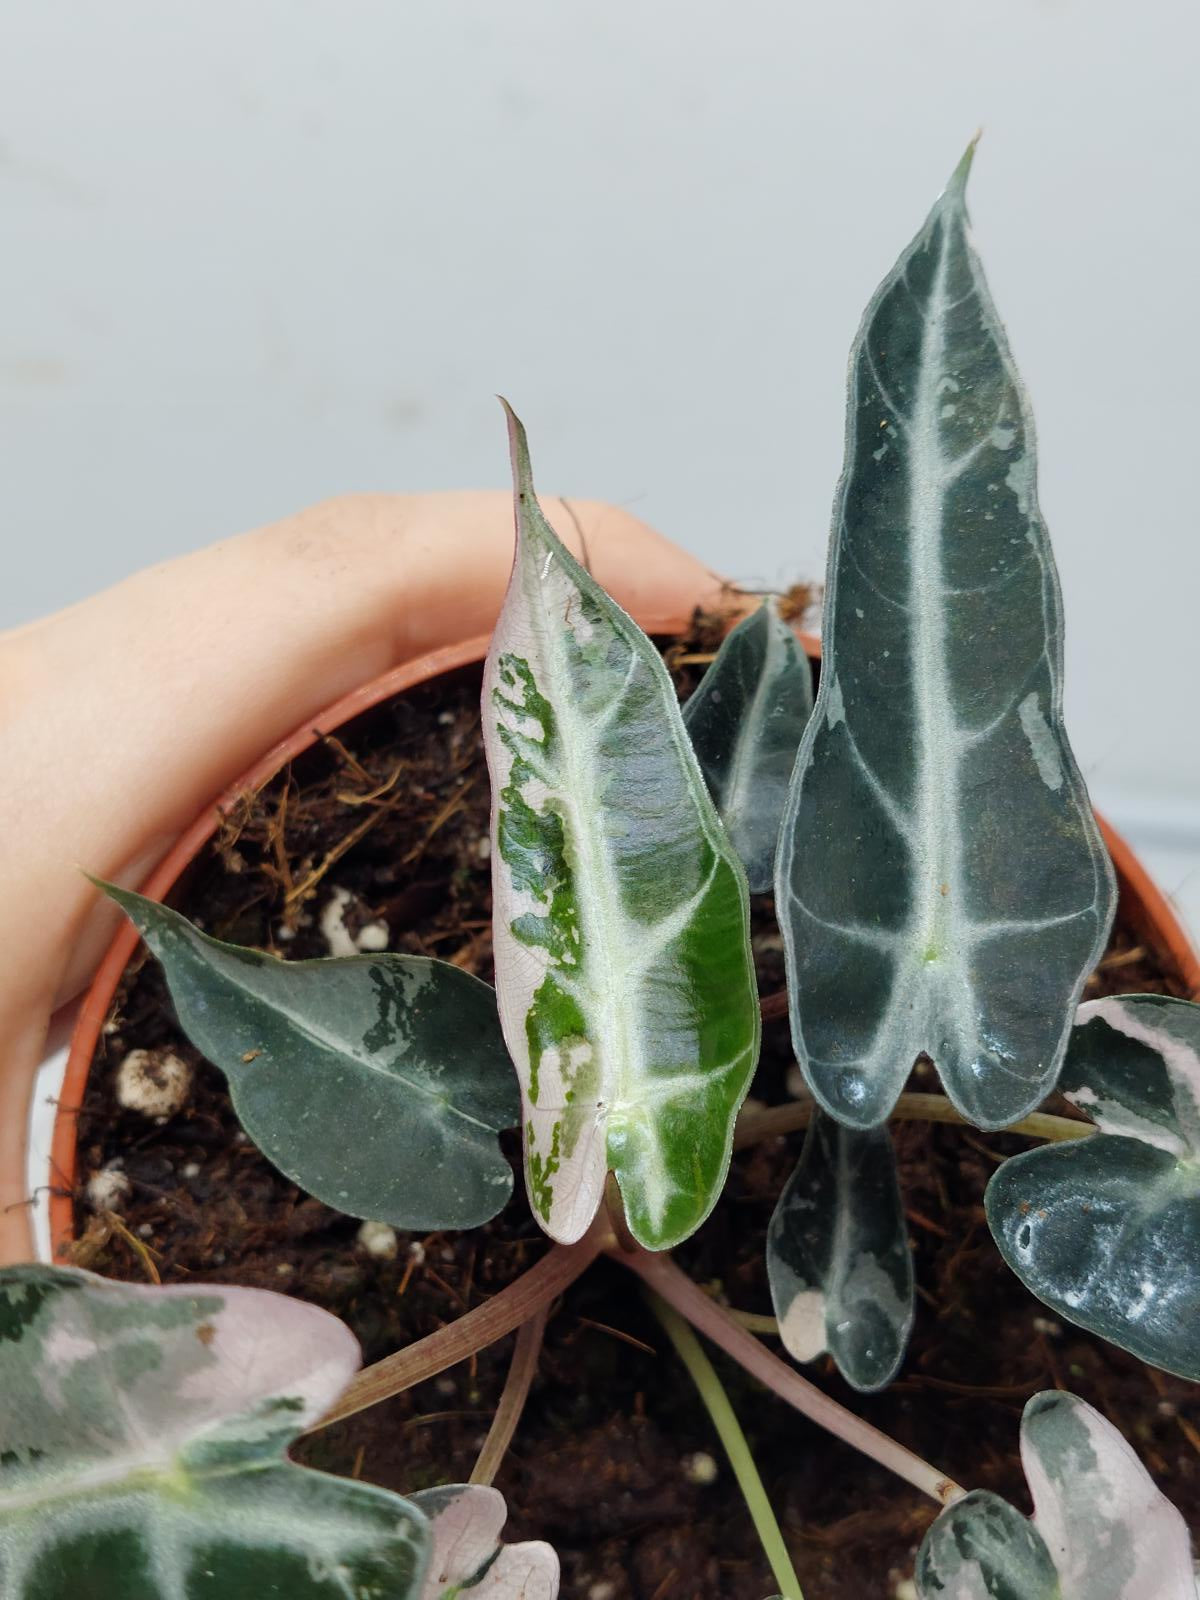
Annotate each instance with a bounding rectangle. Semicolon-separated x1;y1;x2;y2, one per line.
645;1288;805;1600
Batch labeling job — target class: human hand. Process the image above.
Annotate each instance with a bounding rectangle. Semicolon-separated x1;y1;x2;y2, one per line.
0;488;723;1262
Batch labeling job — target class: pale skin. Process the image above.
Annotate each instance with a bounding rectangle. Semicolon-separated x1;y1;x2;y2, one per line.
0;490;724;1265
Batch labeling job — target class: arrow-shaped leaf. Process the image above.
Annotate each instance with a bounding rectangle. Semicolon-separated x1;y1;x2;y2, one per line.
101;882;520;1232
916;1490;1060;1600
682;600;814;892
986;993;1200;1377
776;146;1115;1131
767;1108;913;1391
411;1484;558;1599
916;1391;1196;1600
481;405;760;1250
0;1266;429;1599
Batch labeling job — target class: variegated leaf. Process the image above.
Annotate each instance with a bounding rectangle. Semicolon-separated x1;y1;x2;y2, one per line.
986;994;1200;1377
482;405;760;1250
0;1266;428;1598
917;1391;1198;1600
776;144;1115;1132
915;1490;1059;1600
101;882;519;1231
1020;1391;1196;1600
411;1484;558;1599
766;1108;912;1391
682;601;814;892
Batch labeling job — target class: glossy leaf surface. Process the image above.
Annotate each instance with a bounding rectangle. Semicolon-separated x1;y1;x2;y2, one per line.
776;147;1115;1131
916;1490;1059;1600
1020;1390;1196;1599
766;1109;912;1390
986;994;1200;1377
412;1484;558;1598
482;406;760;1249
0;1266;428;1599
682;601;814;892
916;1391;1196;1600
103;882;519;1231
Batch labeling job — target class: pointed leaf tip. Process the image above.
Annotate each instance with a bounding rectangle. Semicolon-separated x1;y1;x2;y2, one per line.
499;396;536;504
945;132;981;201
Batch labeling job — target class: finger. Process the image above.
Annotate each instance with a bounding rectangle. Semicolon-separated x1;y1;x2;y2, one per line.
4;489;722;1010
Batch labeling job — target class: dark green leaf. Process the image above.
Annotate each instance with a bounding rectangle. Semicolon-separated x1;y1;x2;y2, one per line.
986;994;1200;1378
682;601;813;892
100;882;519;1231
766;1108;912;1390
776;145;1115;1131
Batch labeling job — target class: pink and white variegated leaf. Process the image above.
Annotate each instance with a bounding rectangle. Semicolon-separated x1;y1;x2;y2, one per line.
1020;1391;1195;1600
0;1266;429;1599
411;1484;558;1599
482;404;760;1250
916;1391;1196;1600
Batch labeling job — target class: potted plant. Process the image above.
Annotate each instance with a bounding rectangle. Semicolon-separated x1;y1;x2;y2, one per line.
4;146;1198;1599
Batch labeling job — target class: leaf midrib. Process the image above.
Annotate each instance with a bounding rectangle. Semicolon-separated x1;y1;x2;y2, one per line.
176;945;498;1137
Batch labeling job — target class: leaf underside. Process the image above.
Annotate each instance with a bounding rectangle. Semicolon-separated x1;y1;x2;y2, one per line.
0;1266;427;1600
411;1484;559;1599
766;1108;913;1391
987;994;1200;1377
482;405;760;1250
682;600;814;892
776;146;1115;1132
102;883;519;1232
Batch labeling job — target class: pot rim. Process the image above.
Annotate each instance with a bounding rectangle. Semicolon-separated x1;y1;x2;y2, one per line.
50;622;1199;1259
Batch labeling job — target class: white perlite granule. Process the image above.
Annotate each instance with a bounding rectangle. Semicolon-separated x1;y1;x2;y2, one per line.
87;1161;130;1211
357;1220;399;1259
115;1048;192;1118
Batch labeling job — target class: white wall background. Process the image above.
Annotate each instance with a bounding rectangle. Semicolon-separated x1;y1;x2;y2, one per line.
2;0;1198;926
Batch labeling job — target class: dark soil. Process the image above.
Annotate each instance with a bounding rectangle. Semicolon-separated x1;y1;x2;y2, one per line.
66;612;1199;1600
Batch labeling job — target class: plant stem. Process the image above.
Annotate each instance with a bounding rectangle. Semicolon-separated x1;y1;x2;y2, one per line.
620;1248;964;1508
646;1289;805;1600
307;1234;601;1434
734;1090;1092;1151
469;1305;549;1487
732;1309;781;1335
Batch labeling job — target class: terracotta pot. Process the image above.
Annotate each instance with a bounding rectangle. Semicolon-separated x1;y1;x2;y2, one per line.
48;627;1200;1261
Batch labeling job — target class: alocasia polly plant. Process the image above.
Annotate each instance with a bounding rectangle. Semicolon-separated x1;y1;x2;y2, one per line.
767;1110;913;1392
26;144;1194;1596
987;993;1200;1378
409;1485;558;1600
682;599;814;893
97;882;520;1231
915;1391;1197;1599
775;140;1116;1133
480;403;761;1251
0;1266;429;1598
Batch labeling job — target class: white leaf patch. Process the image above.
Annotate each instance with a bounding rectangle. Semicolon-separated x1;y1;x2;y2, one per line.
1021;1392;1196;1600
916;1391;1197;1600
413;1484;558;1599
482;405;759;1250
